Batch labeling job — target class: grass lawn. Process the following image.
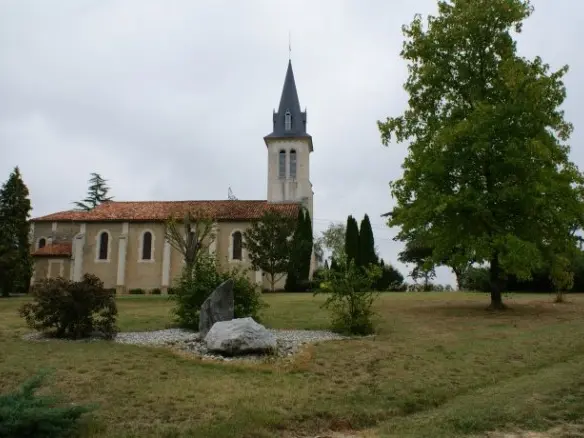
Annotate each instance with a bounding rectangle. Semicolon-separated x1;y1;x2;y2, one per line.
2;292;584;437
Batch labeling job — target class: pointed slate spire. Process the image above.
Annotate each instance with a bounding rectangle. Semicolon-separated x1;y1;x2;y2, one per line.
265;60;311;141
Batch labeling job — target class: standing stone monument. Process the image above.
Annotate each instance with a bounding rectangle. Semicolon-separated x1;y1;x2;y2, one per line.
199;279;234;337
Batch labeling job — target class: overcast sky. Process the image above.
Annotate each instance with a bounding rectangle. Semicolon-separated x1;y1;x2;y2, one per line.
0;0;581;287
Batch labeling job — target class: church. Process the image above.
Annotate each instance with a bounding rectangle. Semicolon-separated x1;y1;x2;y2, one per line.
29;60;315;293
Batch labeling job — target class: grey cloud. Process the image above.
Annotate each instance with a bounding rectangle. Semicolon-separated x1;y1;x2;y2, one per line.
1;0;581;287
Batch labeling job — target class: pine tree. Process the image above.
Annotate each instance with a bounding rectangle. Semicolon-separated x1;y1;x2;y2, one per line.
358;214;377;267
344;215;360;266
0;167;33;297
74;173;113;211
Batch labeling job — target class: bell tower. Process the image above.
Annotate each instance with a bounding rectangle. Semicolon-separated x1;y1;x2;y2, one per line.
264;60;314;224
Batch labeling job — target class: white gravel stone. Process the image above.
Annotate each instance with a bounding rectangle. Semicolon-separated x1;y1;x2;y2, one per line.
23;327;347;362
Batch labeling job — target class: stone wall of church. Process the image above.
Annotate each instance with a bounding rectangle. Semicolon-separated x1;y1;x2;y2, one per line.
32;219;288;293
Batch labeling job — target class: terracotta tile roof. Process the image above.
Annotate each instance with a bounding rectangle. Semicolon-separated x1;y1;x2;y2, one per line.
32;200;300;222
32;242;72;257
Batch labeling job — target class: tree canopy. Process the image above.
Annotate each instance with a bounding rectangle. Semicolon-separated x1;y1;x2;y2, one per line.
0;167;33;296
74;173;113;211
378;0;584;308
243;209;296;292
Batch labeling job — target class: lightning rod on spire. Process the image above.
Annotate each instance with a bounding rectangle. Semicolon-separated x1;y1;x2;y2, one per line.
288;31;291;60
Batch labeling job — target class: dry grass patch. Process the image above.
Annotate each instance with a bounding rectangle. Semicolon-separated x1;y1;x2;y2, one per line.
1;292;584;437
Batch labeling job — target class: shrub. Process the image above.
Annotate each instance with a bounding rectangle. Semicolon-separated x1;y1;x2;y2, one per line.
150;288;162;295
0;369;96;438
128;288;145;295
19;274;118;340
171;253;267;330
218;266;268;321
317;261;381;335
104;288;116;295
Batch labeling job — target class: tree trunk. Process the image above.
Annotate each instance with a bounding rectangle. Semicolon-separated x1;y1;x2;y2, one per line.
488;255;506;310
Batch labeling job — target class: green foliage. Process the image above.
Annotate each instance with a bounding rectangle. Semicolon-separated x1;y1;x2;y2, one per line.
375;259;406;291
317;261;382;335
377;0;584;308
150;288;162;295
0;166;32;297
344;215;360;266
0;369;96;438
316;222;346;264
171;252;267;330
128;288;145;295
73;172;113;211
243;209;296;292
285;208;313;292
460;266;491;292
358;214;377;267
19;274;118;340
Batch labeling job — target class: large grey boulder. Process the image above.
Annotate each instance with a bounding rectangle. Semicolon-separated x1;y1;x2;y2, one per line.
199;279;234;337
204;317;277;356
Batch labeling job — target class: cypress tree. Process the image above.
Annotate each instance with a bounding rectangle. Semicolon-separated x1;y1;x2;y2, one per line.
285;207;313;291
285;208;304;291
0;167;32;297
344;215;360;266
359;214;377;267
300;209;313;281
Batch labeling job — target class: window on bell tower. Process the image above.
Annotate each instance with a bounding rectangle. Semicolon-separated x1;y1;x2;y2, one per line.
289;149;297;179
284;110;291;131
278;150;286;179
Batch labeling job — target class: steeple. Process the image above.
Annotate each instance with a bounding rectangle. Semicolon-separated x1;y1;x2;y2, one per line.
264;60;312;149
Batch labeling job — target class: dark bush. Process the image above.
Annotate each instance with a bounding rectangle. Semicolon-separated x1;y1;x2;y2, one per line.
19;274;118;340
150;288;162;295
171;253;267;330
104;288;116;295
128;288;145;295
0;369;96;438
167;287;176;295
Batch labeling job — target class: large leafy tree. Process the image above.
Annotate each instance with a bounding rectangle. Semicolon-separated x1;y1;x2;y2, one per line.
0;167;33;297
378;0;584;309
315;222;346;264
243;209;296;292
358;214;378;267
73;173;113;211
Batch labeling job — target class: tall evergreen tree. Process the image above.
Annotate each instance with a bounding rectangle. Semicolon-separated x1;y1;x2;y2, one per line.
0;167;33;297
378;0;584;308
344;215;360;266
358;214;377;267
74;173;113;211
285;208;313;291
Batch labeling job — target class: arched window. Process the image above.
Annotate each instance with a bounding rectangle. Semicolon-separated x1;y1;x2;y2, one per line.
38;238;46;249
98;231;109;260
284;110;292;131
141;231;152;260
289;149;297;179
278;150;286;179
232;231;242;260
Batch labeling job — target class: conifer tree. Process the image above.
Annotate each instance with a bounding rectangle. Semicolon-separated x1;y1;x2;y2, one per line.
285;208;313;291
0;167;33;297
344;215;360;266
74;173;113;211
358;214;377;267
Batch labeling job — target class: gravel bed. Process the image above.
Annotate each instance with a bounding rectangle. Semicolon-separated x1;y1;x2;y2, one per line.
24;328;347;362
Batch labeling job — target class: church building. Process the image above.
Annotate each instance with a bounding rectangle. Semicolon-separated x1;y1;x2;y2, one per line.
29;60;315;293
